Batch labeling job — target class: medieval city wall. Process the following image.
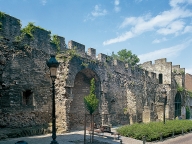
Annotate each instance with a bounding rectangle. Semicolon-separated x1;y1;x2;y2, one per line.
0;12;186;135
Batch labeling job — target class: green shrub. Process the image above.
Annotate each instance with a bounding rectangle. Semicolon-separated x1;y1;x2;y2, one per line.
51;35;60;53
0;12;5;18
186;106;190;119
177;85;184;92
21;22;35;38
117;120;192;142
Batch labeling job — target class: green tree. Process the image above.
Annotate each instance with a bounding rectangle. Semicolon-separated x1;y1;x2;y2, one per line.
112;49;140;66
84;78;99;143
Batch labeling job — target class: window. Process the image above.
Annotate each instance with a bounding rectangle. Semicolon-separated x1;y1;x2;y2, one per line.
23;90;33;105
151;103;154;111
159;74;163;84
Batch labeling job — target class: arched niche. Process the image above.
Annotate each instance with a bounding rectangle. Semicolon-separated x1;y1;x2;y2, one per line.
175;92;181;118
69;68;100;130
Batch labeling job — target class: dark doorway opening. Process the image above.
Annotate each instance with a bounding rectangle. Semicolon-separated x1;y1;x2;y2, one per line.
175;92;181;118
23;90;33;106
159;74;163;84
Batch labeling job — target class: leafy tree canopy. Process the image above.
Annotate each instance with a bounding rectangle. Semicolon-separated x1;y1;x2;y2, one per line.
112;49;140;66
84;78;99;115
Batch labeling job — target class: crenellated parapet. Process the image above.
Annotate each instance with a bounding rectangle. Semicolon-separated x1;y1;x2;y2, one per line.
87;48;96;59
97;53;107;62
68;40;85;55
0;13;21;41
172;65;185;87
0;12;67;55
141;58;172;85
172;65;185;74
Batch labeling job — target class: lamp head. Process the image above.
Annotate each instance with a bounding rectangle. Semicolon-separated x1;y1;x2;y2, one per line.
47;55;60;81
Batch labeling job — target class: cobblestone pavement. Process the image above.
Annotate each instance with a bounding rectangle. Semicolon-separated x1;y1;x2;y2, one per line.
0;130;192;144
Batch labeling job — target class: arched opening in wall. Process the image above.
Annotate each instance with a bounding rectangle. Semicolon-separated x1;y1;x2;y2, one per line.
151;103;154;111
22;90;33;106
175;92;181;118
159;74;163;84
69;68;100;130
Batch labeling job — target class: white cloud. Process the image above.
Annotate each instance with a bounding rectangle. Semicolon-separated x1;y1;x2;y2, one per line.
183;25;192;33
114;0;121;12
139;38;192;63
169;0;192;7
138;44;186;63
103;1;192;45
91;5;107;17
103;31;134;45
186;68;192;74
41;0;47;5
157;20;185;35
152;37;167;44
119;17;144;28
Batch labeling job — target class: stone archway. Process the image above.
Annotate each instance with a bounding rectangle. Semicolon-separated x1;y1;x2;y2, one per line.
69;68;100;130
175;92;181;118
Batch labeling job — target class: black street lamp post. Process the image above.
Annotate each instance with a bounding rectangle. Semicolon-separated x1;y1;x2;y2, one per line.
47;55;60;144
161;86;167;124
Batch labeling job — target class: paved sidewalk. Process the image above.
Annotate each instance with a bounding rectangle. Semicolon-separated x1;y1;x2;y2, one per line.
0;130;192;144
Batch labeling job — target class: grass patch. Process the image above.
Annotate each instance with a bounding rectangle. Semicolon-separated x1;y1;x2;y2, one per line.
116;120;192;142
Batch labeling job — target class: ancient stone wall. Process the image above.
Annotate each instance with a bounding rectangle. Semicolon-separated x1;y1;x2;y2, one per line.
0;12;187;135
0;13;63;129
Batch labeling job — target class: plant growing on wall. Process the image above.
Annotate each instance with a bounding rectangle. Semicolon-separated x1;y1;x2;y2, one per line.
0;12;5;30
173;69;177;73
15;22;49;42
186;106;190;119
81;62;89;68
180;70;185;75
187;91;192;97
51;35;60;53
177;84;184;92
84;78;98;143
21;22;35;38
0;12;5;18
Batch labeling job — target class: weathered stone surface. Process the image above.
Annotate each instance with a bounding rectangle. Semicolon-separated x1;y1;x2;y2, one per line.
0;13;187;138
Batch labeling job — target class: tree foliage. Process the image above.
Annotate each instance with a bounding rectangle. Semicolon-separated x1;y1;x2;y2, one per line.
84;78;99;115
112;49;140;66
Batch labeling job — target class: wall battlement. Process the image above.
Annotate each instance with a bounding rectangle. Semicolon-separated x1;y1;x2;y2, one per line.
68;40;85;54
0;12;67;55
0;12;187;133
172;65;185;74
0;12;185;84
155;58;167;64
0;13;21;41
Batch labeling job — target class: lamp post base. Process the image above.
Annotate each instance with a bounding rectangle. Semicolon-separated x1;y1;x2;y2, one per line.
50;140;59;144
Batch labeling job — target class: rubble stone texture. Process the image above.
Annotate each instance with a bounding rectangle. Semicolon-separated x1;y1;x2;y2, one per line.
0;13;187;136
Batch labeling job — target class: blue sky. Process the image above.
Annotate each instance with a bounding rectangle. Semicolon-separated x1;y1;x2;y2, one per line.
0;0;192;74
